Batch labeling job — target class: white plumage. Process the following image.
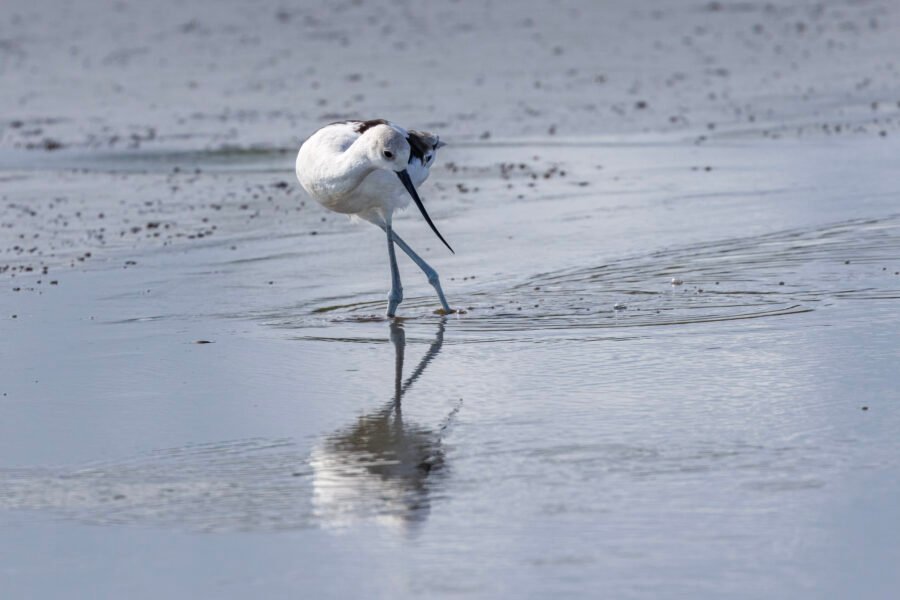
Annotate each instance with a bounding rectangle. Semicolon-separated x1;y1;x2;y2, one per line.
297;120;434;224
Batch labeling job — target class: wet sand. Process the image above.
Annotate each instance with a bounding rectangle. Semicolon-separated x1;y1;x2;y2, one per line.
3;1;900;598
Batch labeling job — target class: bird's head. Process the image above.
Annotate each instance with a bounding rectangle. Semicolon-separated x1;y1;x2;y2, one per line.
364;124;454;254
366;125;411;172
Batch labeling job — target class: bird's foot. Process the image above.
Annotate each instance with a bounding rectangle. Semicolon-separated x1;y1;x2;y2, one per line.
386;292;403;318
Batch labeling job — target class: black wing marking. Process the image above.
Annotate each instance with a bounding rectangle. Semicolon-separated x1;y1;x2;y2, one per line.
406;134;428;163
407;129;441;164
353;119;391;134
326;118;391;135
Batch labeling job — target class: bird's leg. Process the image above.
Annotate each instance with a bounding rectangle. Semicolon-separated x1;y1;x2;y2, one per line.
385;224;403;317
389;229;452;314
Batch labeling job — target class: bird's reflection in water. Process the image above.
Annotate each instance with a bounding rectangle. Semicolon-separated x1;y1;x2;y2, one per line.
310;320;455;531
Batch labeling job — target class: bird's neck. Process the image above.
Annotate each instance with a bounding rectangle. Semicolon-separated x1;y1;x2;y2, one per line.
321;140;376;198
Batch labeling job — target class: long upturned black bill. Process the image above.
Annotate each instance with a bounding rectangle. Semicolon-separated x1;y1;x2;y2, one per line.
396;170;454;254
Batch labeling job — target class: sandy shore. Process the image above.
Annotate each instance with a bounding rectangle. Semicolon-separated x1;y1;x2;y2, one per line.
3;0;900;151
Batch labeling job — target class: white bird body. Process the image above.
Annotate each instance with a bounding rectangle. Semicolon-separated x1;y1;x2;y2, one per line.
294;119;454;316
296;120;436;226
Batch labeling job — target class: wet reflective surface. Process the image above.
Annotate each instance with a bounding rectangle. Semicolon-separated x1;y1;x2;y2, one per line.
3;137;900;598
311;322;455;530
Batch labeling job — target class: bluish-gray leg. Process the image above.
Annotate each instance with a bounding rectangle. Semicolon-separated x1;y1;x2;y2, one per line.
390;230;452;313
385;224;403;317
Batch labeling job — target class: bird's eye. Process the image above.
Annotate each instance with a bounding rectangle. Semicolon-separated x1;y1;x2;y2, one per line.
383;150;394;159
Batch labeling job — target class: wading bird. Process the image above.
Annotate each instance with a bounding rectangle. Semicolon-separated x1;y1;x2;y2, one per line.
295;119;455;317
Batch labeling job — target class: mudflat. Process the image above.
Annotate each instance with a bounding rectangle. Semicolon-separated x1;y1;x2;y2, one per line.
2;1;900;598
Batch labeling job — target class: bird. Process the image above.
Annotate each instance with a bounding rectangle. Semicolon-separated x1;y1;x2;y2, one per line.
295;119;455;317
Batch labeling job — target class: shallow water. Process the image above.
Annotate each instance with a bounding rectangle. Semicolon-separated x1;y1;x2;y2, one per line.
5;0;900;595
2;134;900;598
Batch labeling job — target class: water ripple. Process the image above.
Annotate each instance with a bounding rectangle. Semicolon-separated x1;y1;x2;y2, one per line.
254;214;900;340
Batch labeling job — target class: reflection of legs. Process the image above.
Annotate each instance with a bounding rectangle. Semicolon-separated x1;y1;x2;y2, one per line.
385;224;403;317
388;228;452;313
389;321;405;407
388;319;445;418
401;320;445;396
